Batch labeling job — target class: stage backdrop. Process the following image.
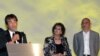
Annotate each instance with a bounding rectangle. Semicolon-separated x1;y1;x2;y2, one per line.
0;0;100;56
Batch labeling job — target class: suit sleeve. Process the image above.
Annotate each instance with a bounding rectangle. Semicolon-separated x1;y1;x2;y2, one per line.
73;34;78;55
95;33;100;55
0;28;7;49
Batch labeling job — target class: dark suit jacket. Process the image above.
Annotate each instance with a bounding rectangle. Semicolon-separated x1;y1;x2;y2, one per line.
0;30;27;56
0;28;8;56
0;28;6;49
5;30;27;43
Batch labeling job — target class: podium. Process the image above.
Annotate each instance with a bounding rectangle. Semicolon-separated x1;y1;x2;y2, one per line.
6;44;34;56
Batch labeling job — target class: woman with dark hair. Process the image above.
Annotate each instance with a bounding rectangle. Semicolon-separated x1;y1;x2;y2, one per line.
43;23;72;56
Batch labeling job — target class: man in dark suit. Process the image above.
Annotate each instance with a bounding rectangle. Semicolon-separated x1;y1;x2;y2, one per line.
0;28;5;49
0;14;27;56
0;28;8;56
4;14;27;43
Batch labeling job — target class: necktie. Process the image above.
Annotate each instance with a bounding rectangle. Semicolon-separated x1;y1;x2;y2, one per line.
13;33;16;43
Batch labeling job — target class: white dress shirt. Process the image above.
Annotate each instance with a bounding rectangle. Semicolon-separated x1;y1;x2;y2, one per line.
83;31;90;55
9;30;15;39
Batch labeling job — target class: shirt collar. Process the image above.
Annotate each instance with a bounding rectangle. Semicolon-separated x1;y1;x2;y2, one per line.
9;30;15;38
83;30;90;35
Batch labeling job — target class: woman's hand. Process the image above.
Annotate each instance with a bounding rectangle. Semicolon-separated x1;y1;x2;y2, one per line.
52;53;64;56
58;53;64;56
52;54;58;56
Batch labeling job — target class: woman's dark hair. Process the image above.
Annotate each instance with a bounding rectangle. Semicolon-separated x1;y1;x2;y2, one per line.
5;14;18;25
52;22;66;36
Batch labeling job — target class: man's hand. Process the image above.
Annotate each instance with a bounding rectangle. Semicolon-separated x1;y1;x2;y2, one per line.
12;34;20;42
7;34;20;44
7;41;14;44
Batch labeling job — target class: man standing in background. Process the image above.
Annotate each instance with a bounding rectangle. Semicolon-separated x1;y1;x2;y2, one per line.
73;18;100;56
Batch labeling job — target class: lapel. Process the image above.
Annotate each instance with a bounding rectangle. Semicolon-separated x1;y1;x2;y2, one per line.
89;30;93;53
80;31;84;52
5;30;12;42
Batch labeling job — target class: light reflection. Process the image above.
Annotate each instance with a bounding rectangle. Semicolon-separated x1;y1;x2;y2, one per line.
32;43;41;56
